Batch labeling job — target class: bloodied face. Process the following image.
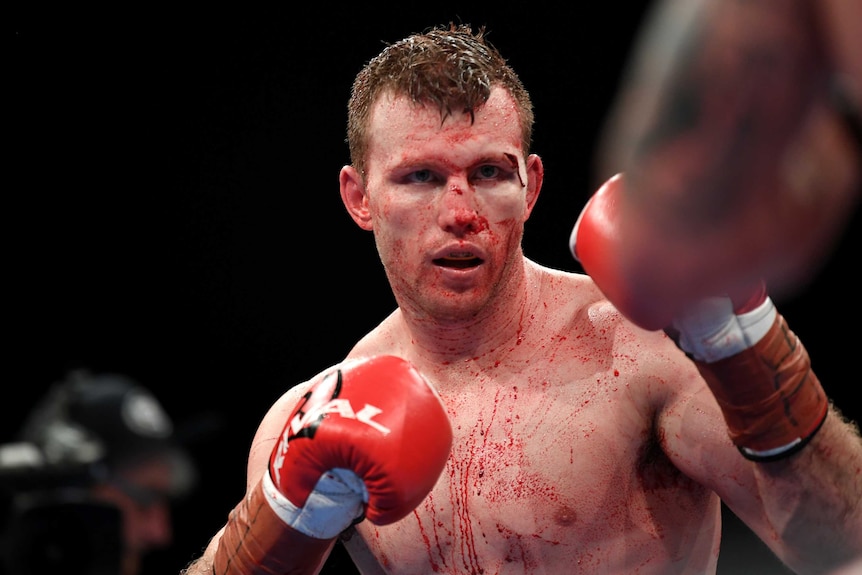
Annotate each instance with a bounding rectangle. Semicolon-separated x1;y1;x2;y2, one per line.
340;86;543;322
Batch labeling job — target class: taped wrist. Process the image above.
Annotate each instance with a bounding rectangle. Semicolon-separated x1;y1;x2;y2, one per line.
670;287;775;363
213;480;333;575
262;468;366;539
695;312;828;461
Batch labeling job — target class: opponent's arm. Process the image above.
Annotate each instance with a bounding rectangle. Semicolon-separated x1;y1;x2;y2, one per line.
182;355;452;575
571;176;862;572
593;0;861;302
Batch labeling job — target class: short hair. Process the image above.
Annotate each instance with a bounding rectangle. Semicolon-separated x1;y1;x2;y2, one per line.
346;23;535;176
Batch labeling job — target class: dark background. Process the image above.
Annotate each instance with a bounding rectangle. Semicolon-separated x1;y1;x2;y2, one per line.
9;5;859;575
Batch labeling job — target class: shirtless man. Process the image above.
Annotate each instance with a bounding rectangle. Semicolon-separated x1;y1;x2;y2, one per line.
183;24;862;575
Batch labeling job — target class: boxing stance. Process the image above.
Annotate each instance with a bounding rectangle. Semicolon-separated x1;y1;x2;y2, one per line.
184;24;862;575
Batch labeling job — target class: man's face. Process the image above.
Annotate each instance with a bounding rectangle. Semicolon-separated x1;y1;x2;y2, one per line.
353;86;541;321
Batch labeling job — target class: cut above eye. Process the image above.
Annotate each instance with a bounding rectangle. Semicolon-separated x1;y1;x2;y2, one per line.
432;256;483;269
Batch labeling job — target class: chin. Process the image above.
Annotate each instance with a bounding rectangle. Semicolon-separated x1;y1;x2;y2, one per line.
424;293;488;320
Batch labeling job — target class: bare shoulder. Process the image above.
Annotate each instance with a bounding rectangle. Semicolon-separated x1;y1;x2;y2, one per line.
538;265;693;383
535;263;604;304
541;266;657;335
347;308;408;358
245;364;343;487
557;273;739;487
549;267;704;391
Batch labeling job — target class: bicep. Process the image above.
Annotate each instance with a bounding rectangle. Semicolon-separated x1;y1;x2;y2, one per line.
656;368;785;542
246;381;315;490
623;326;754;492
658;381;749;489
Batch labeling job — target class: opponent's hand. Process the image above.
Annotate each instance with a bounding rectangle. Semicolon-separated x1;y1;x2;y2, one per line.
263;355;452;539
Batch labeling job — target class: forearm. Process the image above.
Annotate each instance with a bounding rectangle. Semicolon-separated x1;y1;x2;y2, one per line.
675;294;862;571
596;0;860;301
598;0;819;195
181;525;224;575
181;557;213;575
180;481;335;575
754;407;862;573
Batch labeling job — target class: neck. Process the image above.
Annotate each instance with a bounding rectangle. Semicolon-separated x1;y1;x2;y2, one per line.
398;257;542;369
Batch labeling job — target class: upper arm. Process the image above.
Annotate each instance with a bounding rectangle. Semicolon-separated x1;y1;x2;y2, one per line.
646;339;769;522
246;378;319;490
651;342;857;566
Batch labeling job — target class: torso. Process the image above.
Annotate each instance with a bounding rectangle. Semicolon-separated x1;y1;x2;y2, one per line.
340;268;722;574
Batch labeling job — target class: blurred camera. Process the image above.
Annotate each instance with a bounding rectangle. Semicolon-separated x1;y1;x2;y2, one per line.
0;443;122;575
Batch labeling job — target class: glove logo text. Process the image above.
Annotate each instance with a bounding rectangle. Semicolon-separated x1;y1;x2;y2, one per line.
292;368;392;438
271;367;393;480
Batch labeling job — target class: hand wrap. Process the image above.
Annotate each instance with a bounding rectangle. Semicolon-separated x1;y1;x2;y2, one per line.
212;355;452;574
214;480;333;575
671;293;828;461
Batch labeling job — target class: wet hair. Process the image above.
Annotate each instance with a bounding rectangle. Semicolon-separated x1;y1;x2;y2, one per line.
346;23;535;176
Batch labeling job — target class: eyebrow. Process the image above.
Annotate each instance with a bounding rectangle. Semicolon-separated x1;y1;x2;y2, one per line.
389;150;523;177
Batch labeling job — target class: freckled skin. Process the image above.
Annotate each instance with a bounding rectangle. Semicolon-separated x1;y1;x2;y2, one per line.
346;89;532;323
340;298;730;575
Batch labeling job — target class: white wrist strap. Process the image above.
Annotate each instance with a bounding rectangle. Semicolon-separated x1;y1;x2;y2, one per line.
262;469;368;539
673;296;776;363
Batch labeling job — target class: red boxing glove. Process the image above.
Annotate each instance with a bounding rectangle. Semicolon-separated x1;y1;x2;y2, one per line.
214;356;452;575
570;173;755;331
569;173;676;331
264;355;452;537
571;177;827;460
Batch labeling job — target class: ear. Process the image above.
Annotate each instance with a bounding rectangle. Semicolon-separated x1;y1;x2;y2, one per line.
339;165;373;231
524;154;544;219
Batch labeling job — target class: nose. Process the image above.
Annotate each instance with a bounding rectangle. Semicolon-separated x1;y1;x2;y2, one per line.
437;178;483;235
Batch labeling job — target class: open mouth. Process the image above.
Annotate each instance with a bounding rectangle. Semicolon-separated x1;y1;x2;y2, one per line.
432;256;483;269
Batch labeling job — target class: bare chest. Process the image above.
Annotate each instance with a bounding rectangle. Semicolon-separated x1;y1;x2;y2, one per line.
433;370;653;539
345;366;718;574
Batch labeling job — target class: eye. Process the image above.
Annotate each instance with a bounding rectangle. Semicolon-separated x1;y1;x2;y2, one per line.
406;169;437;184
474;165;501;180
